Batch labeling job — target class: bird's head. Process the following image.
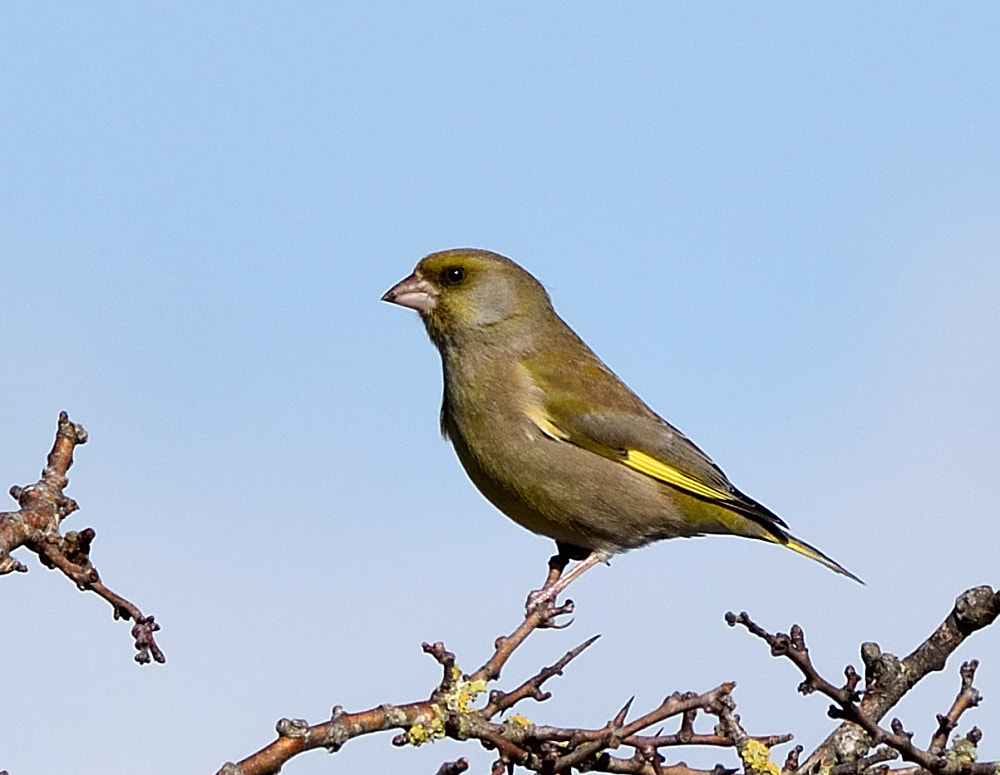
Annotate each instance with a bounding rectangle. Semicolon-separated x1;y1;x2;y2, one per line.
382;248;554;347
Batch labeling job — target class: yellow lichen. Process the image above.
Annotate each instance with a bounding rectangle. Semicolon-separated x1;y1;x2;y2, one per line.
406;723;430;746
406;664;493;746
502;713;534;743
949;737;978;764
442;675;488;714
407;712;446;746
740;738;781;775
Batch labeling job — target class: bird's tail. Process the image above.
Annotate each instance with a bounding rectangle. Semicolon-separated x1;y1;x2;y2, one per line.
781;533;863;584
686;489;863;583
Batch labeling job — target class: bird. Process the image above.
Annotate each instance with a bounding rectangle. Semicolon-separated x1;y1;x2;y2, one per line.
382;248;861;608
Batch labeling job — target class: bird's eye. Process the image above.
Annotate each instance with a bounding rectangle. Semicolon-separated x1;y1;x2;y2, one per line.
442;266;466;286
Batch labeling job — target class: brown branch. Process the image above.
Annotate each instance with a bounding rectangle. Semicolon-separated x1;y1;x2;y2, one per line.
854;586;999;721
470;598;576;684
217;600;575;775
727;586;1000;775
1;412;164;664
216;702;443;775
543;685;737;773
481;633;600;717
825;746;898;775
929;660;982;755
723;613;858;707
599;755;738;775
435;758;470;775
218;596;791;775
635;733;792;750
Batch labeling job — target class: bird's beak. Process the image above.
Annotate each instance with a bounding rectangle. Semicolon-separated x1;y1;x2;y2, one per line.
381;273;437;313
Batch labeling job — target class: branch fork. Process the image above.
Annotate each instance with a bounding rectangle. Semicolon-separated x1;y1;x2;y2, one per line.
1;413;164;663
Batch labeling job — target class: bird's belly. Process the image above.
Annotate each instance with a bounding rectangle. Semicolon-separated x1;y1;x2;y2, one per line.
447;416;699;553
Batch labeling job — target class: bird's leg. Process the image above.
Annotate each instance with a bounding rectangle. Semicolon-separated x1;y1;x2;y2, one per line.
525;549;609;614
542;551;571;589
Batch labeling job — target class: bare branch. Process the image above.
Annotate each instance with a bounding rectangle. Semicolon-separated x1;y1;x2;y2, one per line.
435;758;470;775
219;573;1000;775
1;412;164;663
218;598;788;775
929;661;982;755
481;634;600;717
728;586;1000;775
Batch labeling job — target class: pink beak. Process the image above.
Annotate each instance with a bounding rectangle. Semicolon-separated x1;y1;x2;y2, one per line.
381;273;437;313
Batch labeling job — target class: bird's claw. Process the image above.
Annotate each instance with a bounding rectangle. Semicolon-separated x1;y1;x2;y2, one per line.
525;591;575;627
525;586;555;614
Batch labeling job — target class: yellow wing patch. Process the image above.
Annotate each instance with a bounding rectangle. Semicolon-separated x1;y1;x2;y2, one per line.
622;449;731;502
524;403;730;503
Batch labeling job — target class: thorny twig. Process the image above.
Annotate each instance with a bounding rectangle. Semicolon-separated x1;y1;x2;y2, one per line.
220;582;1000;775
217;598;782;775
0;412;164;663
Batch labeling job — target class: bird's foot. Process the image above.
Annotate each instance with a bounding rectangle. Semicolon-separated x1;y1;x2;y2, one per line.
525;582;570;612
523;549;608;621
524;593;575;628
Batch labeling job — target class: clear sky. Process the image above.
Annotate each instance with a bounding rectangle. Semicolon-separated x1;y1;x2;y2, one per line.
2;4;998;773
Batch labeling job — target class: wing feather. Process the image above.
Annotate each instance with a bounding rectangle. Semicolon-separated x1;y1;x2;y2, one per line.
521;353;789;531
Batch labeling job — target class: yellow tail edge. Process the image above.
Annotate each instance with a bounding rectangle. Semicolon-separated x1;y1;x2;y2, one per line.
783;534;864;584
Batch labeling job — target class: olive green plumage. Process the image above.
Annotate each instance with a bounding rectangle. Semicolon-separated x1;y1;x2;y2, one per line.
383;248;860;583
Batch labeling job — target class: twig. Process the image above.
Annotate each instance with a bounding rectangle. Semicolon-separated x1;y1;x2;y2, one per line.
435;758;470;775
218;598;787;775
481;634;600;717
0;412;164;663
929;660;981;755
728;587;1000;775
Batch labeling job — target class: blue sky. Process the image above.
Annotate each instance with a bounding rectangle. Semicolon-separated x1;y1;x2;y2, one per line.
2;4;998;773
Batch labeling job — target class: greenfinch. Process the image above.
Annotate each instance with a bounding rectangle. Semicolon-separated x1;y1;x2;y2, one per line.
383;248;860;603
